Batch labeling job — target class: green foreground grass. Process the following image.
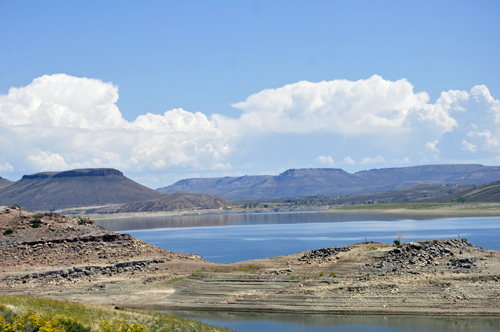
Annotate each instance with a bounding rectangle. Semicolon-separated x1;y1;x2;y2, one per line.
0;295;238;332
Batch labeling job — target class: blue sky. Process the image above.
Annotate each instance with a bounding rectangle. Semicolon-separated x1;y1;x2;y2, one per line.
1;1;500;188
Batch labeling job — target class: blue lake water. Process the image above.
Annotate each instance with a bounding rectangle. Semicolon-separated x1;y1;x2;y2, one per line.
168;311;500;332
97;212;500;264
95;211;500;332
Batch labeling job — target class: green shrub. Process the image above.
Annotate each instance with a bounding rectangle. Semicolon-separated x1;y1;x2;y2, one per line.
3;228;13;235
329;272;336;277
31;223;41;228
393;239;401;246
33;213;45;219
57;317;92;332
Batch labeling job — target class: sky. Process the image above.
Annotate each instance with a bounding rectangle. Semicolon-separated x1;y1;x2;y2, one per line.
1;1;500;188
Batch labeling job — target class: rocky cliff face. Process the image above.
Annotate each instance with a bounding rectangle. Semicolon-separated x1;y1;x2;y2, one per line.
22;168;124;179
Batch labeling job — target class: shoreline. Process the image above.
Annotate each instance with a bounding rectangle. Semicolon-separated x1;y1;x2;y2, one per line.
78;203;500;220
324;207;500;217
2;206;500;317
16;201;500;219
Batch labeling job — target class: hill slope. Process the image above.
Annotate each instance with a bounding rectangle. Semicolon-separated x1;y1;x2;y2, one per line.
0;176;13;188
423;180;500;203
0;168;165;211
86;192;231;214
160;175;273;197
158;164;500;200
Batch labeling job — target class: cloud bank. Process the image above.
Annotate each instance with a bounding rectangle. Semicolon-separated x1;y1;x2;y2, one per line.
213;75;461;136
0;74;230;176
1;74;499;186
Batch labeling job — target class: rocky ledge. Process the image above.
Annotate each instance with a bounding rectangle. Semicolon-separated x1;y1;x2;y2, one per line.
298;245;353;263
0;205;203;291
372;238;479;273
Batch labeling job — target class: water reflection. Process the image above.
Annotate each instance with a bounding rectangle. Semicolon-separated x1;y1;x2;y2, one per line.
167;311;500;332
95;211;462;232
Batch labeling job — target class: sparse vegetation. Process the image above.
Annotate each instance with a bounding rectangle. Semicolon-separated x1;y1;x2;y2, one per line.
234;264;259;273
3;228;13;235
158;276;185;286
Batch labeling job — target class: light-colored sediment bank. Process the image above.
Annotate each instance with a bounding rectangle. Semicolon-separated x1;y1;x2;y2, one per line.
58;205;329;219
1;205;499;316
325;202;500;217
59;202;500;220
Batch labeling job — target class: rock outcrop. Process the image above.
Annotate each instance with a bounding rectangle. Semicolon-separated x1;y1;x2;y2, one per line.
298;245;353;263
0;205;201;287
372;238;478;273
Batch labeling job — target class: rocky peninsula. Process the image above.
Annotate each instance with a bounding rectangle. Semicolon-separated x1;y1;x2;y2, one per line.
1;205;499;316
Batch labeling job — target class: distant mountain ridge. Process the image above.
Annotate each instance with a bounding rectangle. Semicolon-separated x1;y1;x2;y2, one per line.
157;164;500;200
0;168;165;211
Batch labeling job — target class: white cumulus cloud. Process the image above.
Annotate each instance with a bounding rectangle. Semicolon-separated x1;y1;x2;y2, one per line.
425;141;440;153
0;74;230;177
359;155;386;165
214;75;430;135
26;151;69;171
469;130;500;151
315;155;334;165
0;74;125;129
461;140;477;153
0;163;14;173
343;156;356;165
393;157;410;164
213;75;466;137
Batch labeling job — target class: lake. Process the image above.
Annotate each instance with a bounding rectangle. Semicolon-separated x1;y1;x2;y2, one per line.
96;211;500;264
95;211;500;332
